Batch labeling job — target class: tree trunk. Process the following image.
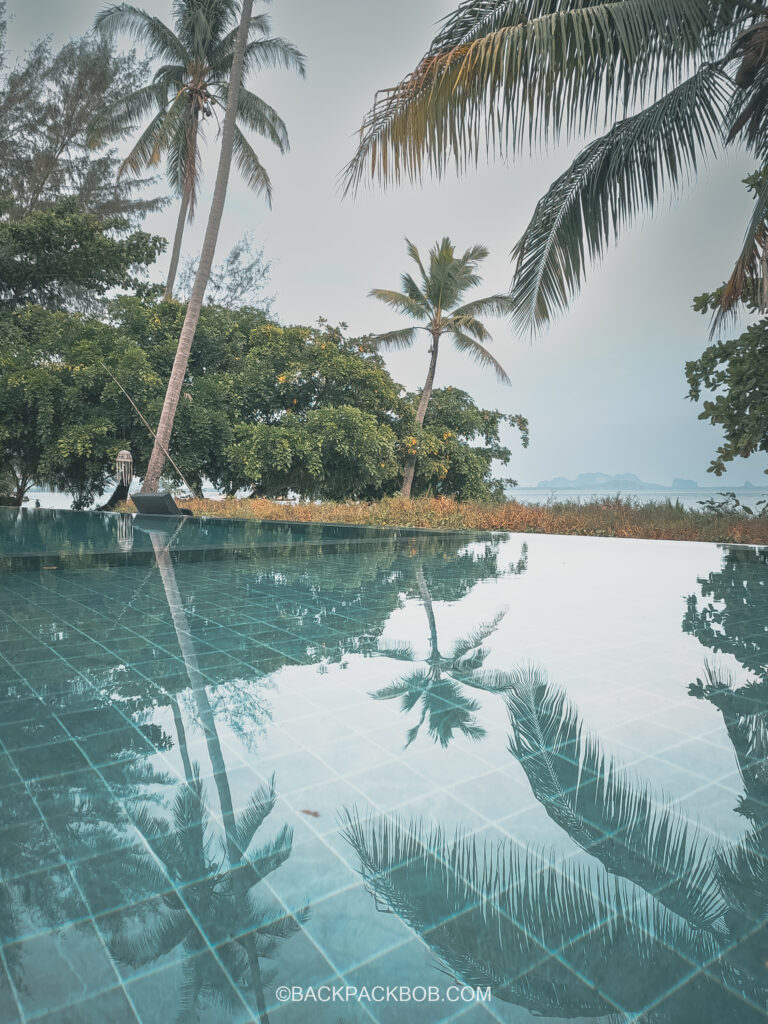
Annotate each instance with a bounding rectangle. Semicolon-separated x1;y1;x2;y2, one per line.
164;187;191;301
142;0;255;494
400;333;440;499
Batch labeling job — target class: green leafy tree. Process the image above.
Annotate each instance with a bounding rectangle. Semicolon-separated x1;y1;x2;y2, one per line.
0;199;164;312
0;22;163;223
411;386;528;500
92;0;305;299
344;1;768;333
177;232;273;311
370;237;513;497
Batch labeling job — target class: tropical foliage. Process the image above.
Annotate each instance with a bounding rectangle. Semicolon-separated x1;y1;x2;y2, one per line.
0;199;164;312
92;0;305;298
0;298;520;506
0;15;164;222
370;237;514;496
345;0;768;333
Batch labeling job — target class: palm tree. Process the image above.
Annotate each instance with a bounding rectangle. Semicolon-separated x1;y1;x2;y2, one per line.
140;0;255;494
370;237;513;497
92;0;304;299
344;2;768;333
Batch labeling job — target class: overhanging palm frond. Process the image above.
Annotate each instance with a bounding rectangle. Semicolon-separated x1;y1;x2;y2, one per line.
509;61;731;333
341;0;731;195
501;666;726;931
450;331;511;383
341;809;725;1015
713;168;768;334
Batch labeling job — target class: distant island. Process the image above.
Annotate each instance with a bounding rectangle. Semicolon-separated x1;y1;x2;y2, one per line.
520;472;757;491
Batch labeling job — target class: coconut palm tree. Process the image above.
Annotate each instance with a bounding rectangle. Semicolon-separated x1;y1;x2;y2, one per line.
370;237;513;497
92;1;303;300
140;0;256;494
344;2;768;333
92;0;304;299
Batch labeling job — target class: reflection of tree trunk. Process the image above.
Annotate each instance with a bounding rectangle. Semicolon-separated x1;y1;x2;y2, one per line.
170;695;193;785
149;532;270;1023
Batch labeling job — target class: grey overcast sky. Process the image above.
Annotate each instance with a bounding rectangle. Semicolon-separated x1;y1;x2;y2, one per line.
5;0;765;486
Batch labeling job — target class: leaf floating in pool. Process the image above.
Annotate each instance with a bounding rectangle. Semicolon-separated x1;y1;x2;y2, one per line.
300;809;320;818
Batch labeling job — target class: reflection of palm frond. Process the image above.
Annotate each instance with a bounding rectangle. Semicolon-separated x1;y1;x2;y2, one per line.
373;640;417;663
448;609;506;663
341;810;724;1017
499;667;725;932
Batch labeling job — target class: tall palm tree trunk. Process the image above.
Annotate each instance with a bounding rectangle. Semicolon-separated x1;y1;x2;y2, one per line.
401;333;440;498
164;186;191;300
142;0;255;494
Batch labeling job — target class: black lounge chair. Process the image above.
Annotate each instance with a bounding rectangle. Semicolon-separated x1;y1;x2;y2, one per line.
131;491;192;516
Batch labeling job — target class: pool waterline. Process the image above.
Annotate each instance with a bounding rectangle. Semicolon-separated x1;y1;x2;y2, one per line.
0;508;767;1023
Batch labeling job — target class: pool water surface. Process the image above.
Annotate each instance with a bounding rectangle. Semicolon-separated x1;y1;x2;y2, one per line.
1;508;768;1023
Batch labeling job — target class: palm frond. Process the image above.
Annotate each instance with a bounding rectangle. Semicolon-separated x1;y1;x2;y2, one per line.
509;60;731;333
95;4;190;64
450;331;511;383
341;0;733;195
239;36;307;79
87;80;172;148
449;609;507;661
247;823;294;883
368;288;430;320
374;639;417;662
232;126;273;204
210;85;289;153
503;666;726;931
369;326;420;350
451;293;515;319
370;681;414;700
235;774;277;854
109;907;193;968
712;168;768;333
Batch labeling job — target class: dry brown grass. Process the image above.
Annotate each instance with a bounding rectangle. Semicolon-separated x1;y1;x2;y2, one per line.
118;495;768;544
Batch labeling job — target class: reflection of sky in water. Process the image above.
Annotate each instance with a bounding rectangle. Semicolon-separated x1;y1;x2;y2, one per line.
1;509;768;1022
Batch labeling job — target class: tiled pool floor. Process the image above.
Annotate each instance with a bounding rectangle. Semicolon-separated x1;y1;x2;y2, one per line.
1;509;768;1022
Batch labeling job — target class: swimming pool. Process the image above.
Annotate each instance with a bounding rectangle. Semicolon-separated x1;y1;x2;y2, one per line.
1;508;767;1022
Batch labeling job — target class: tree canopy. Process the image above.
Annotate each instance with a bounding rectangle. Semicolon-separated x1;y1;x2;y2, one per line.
0;20;164;222
0;298;526;506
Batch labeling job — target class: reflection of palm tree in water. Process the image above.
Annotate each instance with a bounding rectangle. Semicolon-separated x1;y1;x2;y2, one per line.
110;531;306;1022
344;665;768;1020
371;565;513;747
